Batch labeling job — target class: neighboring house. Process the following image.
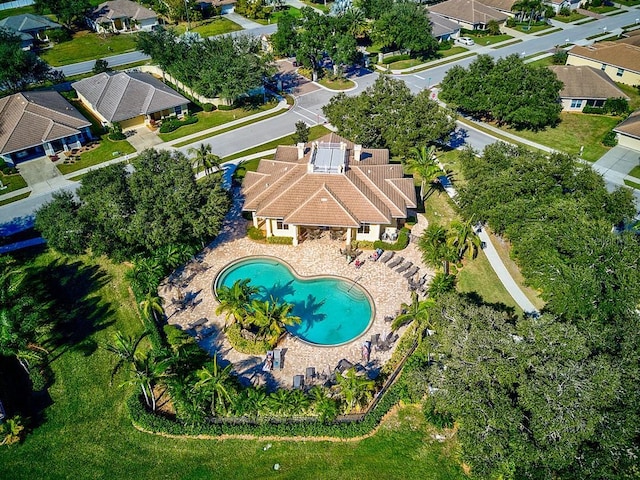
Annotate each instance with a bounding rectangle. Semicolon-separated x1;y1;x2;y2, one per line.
72;71;189;129
428;12;462;42
0;91;92;166
543;0;581;14
566;42;640;86
549;65;630;111
87;0;158;33
478;0;516;16
0;14;62;50
428;0;508;31
194;0;237;14
616;29;640;48
613;110;640;151
242;133;417;246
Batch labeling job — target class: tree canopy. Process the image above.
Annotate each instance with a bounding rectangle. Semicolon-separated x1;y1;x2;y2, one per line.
35;149;230;260
371;1;437;55
323;76;456;155
439;54;563;129
34;0;91;27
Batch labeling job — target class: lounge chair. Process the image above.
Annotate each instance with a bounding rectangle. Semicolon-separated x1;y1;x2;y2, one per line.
362;341;371;362
273;348;282;370
305;366;316;382
293;374;304;389
388;256;404;268
335;358;354;374
396;261;413;273
380;251;395;263
370;333;380;348
403;266;420;278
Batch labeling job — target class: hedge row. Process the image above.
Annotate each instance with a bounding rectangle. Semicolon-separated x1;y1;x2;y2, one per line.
128;380;404;438
159;115;198;133
266;236;293;245
373;227;410;251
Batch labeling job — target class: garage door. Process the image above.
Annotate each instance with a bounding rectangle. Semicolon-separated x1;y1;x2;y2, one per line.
617;134;640;152
119;115;145;129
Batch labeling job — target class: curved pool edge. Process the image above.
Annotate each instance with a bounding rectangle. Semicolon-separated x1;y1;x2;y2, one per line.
212;255;377;348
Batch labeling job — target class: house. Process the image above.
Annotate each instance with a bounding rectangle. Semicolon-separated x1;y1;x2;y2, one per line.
242;133;417;246
0;13;62;50
72;71;189;129
543;0;581;14
566;42;640;86
616;29;640;48
194;0;237;14
477;0;517;16
428;12;462;42
549;65;629;111
613;110;640;151
428;0;508;31
87;0;158;33
0;91;92;166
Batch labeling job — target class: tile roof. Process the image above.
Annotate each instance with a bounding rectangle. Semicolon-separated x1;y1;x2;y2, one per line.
90;0;157;22
614;109;640;140
242;133;417;227
0;13;60;33
617;29;640;47
428;0;508;25
568;42;640;75
477;0;517;12
428;12;461;38
72;71;188;123
549;65;629;100
0;91;91;155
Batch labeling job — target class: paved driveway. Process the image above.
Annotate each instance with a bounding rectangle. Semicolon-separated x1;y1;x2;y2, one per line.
592;146;640;184
124;127;164;151
17;156;73;194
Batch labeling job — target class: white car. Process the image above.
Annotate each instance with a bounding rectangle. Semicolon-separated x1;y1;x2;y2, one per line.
456;37;475;46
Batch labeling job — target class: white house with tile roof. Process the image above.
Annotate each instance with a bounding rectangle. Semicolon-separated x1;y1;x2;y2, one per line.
87;0;158;33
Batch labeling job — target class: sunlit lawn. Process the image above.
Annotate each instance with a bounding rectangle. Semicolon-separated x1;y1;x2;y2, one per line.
40;30;138;66
56;135;136;175
0;171;27;193
510;23;552;34
300;0;332;13
253;6;301;25
317;76;355;90
171;17;242;37
554;11;587;22
467;34;513;46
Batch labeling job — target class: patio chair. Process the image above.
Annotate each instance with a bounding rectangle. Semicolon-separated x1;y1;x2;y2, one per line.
263;350;274;372
370;333;380;348
305;366;316;382
335;358;354;374
293;374;305;390
396;261;413;273
388;256;404;268
380;251;395;263
273;348;283;370
403;266;420;278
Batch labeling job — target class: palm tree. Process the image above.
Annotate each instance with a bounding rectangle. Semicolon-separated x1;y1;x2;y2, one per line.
232;385;268;418
188;143;221;175
104;330;147;383
246;297;301;347
335;368;375;413
192;355;234;416
403;146;443;201
0;416;25;445
139;292;164;324
308;385;339;423
428;272;457;298
419;224;458;275
448;217;481;262
392;291;436;343
121;353;169;412
154;243;193;270
126;258;164;295
267;388;294;415
215;279;260;329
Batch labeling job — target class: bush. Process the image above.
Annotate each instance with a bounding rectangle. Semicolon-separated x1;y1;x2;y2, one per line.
29;366;50;391
266;236;293;245
217;104;235;111
93;58;110;74
225;323;271;355
373;227;410;251
381;54;410;65
604;97;630;115
108;122;126;140
602;130;618;147
0;161;18;175
163;324;194;349
47;27;71;43
582;105;605;114
247;226;265;240
158;115;198;133
552;50;568;65
202;103;215;112
559;5;571;15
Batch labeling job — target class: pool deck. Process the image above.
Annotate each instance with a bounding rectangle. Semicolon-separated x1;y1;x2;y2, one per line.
160;193;433;390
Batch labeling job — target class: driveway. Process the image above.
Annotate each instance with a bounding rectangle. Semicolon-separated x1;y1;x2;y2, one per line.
124;127;164;151
17;156;72;194
592;146;640;184
224;12;264;29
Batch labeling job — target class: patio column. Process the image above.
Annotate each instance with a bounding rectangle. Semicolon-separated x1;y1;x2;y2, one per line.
346;228;353;245
252;213;259;228
266;218;272;237
292;225;299;246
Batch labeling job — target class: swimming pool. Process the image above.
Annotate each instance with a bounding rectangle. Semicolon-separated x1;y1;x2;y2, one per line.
214;256;374;346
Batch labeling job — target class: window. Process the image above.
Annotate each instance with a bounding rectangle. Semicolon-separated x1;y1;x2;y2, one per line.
276;220;286;230
570;99;583;109
358;224;370;234
617;68;624;77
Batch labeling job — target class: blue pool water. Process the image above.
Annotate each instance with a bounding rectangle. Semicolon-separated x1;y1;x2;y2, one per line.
214;257;373;346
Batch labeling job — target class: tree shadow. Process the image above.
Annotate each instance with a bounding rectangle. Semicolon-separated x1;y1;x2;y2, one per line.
460;291;517;319
289;294;327;335
259;280;295;300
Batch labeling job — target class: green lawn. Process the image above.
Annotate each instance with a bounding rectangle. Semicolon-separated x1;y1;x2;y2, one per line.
502;113;621;162
509;23;552;34
40;30;138;66
0;5;35;20
628;165;640;179
253;6;301;25
467;34;513;46
0;191;30;206
526;55;555;67
589;5;619;13
171;17;243;37
56;135;136;175
618;0;640;5
0;171;27;194
616;83;640;111
299;0;332;13
317;76;355;90
0;250;464;480
554;11;587;23
624;178;640;189
158;100;280;142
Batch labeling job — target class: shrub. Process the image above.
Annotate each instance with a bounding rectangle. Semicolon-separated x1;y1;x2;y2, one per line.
552;50;568;64
602;130;618;147
217;104;235;111
559;5;571;15
247;226;265;240
591;0;602;7
202;103;215;112
93;58;110;74
29;367;48;391
373;227;410;251
266;236;293;245
108;122;126;140
47;27;71;43
163;324;194;349
159;115;198;133
226;323;270;355
381;54;410;65
604;97;630;115
582;105;605;114
0;161;18;175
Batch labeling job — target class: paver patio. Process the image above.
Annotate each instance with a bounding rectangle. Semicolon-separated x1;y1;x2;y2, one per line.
161;190;433;390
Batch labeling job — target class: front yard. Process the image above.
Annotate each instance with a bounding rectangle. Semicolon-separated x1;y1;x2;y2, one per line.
56;135;136;175
39;30;138;66
466;34;513;46
171;17;243;36
0;171;28;194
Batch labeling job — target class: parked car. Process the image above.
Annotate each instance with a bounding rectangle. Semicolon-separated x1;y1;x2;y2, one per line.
456;37;475;46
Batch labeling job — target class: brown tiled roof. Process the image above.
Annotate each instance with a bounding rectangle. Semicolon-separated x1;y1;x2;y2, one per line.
478;0;516;12
242;134;416;227
549;65;629;100
428;0;508;25
568;42;640;75
614;110;640;140
617;30;640;47
90;0;156;22
0;91;91;155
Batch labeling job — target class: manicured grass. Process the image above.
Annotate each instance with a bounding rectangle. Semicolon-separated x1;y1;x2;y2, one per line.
0;171;27;194
0;5;35;20
226;125;331;163
502;113;621;162
624;179;640;189
526;55;555;67
0;251;465;480
585;32;609;41
618;0;640;5
574;18;598;25
535;27;562;36
0;191;30;206
171;17;243;37
616;83;640;111
509;23;551;34
173;106;288;147
456;117;536;151
253;6;301;25
628;165;640;179
317;76;355;90
491;39;523;49
300;0;332;13
158;101;280;142
467;34;513;46
40;30;138;66
554;11;587;23
589;5;618;13
65;60;152;82
398;53;476;74
56;135;136;175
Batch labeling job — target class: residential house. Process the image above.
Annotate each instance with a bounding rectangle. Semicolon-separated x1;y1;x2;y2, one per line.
0;13;62;50
543;0;581;14
616;29;640;48
72;71;189;129
194;0;237;14
613;110;640;151
428;12;462;42
428;0;508;31
549;65;629;111
87;0;158;33
566;42;640;86
242;133;417;246
0;91;92;166
478;0;517;16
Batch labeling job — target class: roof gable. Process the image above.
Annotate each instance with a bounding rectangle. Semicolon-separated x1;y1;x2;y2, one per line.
429;0;508;25
0;14;60;33
549;65;629;100
614;109;640;140
90;0;157;21
568;42;640;75
284;185;360;227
